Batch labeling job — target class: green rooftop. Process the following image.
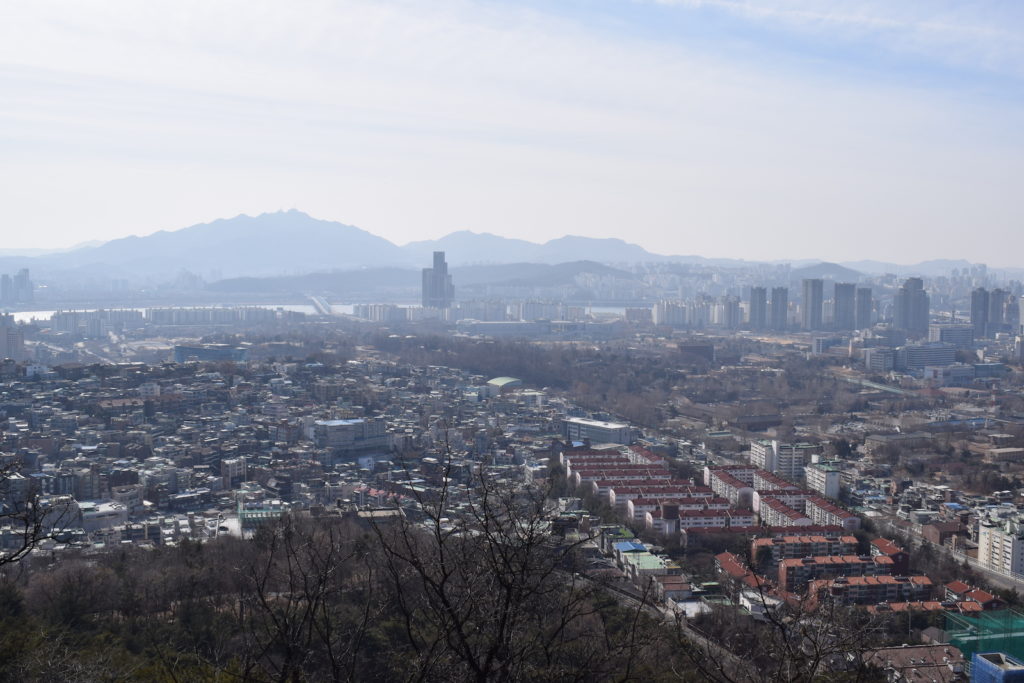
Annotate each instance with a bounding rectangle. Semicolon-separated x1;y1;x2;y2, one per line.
946;609;1024;663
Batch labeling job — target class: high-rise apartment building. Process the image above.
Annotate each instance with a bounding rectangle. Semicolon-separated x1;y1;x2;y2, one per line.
750;440;816;480
832;283;855;331
978;518;1024;576
972;287;990;339
652;300;687;327
769;287;788;331
855;287;872;329
720;296;741;330
801;279;823;331
990;288;1008;335
893;277;929;337
805;461;841;499
0;269;33;305
0;314;25;361
421;251;454;309
748;286;767;330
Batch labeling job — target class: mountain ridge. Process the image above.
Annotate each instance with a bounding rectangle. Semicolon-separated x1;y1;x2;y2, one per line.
2;210;1015;281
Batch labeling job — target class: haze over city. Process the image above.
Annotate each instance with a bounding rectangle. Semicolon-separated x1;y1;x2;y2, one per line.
3;1;1023;264
6;3;1024;680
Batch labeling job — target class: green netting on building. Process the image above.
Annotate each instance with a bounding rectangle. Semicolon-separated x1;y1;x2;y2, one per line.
946;609;1024;662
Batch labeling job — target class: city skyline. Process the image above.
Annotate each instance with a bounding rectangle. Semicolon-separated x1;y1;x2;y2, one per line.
3;1;1023;264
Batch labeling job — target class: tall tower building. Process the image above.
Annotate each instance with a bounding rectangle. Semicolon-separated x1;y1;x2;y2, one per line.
769;287;788;331
0;314;25;361
893;277;929;337
989;288;1008;334
12;269;32;303
718;296;741;330
421;251;454;309
748;287;767;330
855;287;872;330
801;279;823;331
832;283;856;331
971;287;990;339
1008;294;1021;335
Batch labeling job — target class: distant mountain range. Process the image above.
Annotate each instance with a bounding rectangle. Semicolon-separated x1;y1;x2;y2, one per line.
0;210;1015;282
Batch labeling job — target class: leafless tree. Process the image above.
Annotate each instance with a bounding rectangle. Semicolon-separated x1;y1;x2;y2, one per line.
369;450;660;681
230;514;383;682
0;463;77;571
674;580;889;682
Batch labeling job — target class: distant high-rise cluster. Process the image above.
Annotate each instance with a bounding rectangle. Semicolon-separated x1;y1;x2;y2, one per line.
422;252;454;309
0;269;33;305
971;286;1020;338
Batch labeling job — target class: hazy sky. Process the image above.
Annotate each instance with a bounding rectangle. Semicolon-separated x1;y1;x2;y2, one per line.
2;1;1022;264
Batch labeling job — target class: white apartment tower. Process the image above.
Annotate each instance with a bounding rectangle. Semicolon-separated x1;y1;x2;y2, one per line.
978;518;1024;576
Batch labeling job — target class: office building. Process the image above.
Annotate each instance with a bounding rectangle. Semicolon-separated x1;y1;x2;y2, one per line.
748;286;767;330
895;343;956;372
563;417;633;445
801;279;823;331
893;277;929;337
770;287;788;331
855;287;872;329
421;251;454;309
863;347;895;372
928;323;974;348
832;283;855;331
312;418;390;453
173;344;250;363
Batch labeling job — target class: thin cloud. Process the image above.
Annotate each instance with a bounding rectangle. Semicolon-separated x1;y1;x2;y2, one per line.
652;0;1024;78
0;0;1021;264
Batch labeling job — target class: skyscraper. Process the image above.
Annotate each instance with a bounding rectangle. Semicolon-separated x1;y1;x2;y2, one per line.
972;287;990;339
770;287;788;331
893;277;929;337
833;283;855;331
855;287;872;330
801;279;823;331
989;288;1008;334
1008;294;1020;335
716;295;740;329
421;251;454;309
748;286;767;330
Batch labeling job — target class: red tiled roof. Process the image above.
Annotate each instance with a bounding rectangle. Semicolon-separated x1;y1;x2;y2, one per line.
871;538;903;555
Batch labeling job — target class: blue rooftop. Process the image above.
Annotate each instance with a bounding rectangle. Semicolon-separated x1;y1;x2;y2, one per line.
613;541;646;553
